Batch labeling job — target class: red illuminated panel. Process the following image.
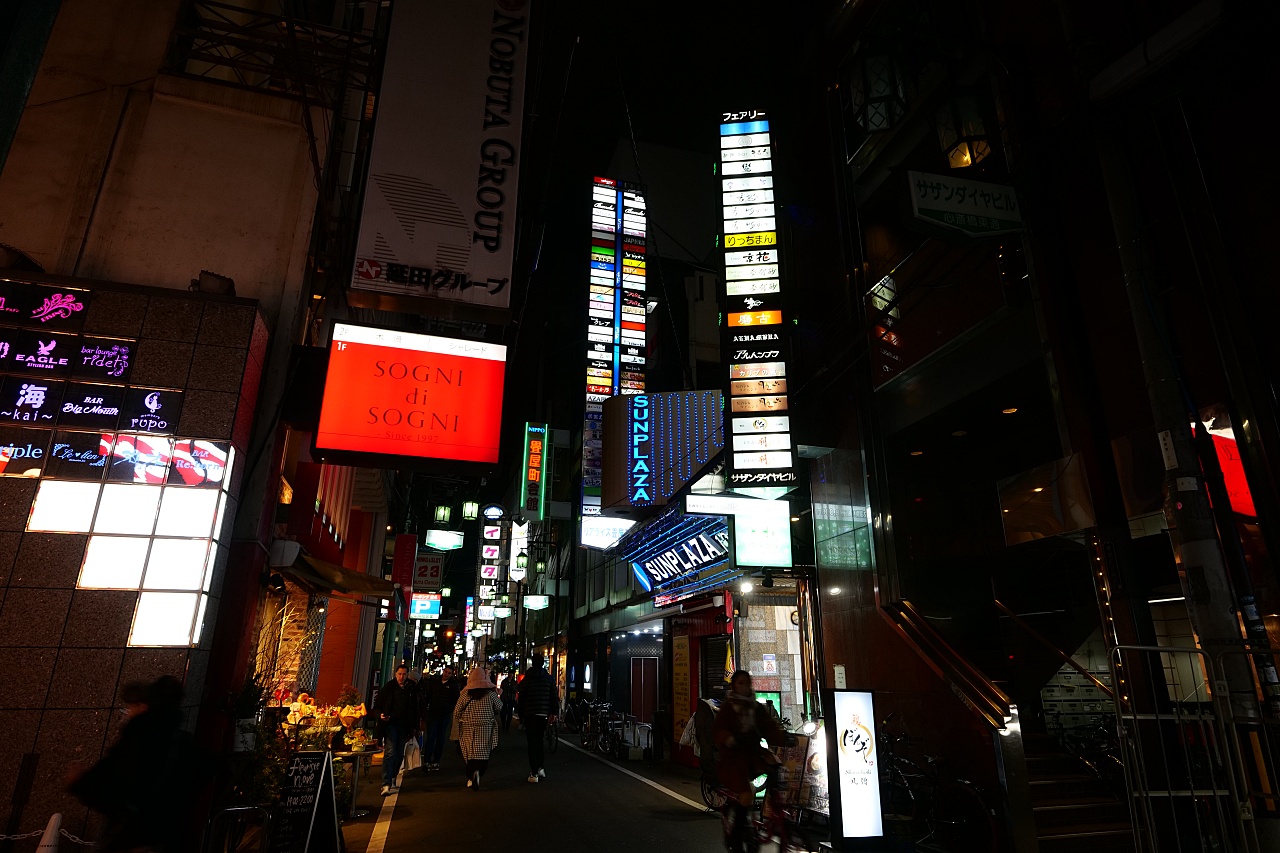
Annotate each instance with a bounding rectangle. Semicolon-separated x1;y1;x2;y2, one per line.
316;324;507;464
1211;433;1256;517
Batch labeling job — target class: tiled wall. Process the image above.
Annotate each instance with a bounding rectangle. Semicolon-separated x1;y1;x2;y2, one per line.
0;278;266;833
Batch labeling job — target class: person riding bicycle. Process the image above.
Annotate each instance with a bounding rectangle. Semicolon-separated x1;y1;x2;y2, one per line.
713;670;789;853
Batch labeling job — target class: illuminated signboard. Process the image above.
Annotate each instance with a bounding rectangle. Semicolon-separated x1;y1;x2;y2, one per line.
423;529;464;551
316;323;507;465
523;594;550;610
624;510;731;596
477;604;495;622
492;605;513;618
718;110;796;497
464;595;475;633
508;519;528;581
409;592;442;620
686;494;791;568
611;390;724;511
521;422;548;521
828;690;884;839
581;516;634;550
583;176;646;542
413;552;444;591
0;281;91;332
481;504;504;520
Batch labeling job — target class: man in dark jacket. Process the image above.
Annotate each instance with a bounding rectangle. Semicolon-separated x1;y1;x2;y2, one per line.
516;655;557;783
417;665;461;772
375;664;418;794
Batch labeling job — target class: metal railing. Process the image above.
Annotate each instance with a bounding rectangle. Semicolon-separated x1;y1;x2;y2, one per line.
1111;645;1280;853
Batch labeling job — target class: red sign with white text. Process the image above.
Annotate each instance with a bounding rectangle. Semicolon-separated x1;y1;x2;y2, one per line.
316;324;507;463
392;534;418;593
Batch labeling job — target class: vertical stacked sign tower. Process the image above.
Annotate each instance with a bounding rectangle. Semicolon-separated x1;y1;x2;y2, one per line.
582;177;647;540
718;110;797;497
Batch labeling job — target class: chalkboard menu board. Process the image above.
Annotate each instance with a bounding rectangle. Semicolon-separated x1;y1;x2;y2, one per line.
269;751;342;853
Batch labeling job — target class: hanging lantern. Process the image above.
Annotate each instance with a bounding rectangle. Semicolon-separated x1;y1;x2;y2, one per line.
462;501;479;521
936;93;992;170
434;505;452;524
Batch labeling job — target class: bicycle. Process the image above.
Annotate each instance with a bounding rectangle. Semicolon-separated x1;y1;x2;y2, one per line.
579;700;609;752
545;713;559;754
716;752;809;853
878;715;997;853
561;699;586;734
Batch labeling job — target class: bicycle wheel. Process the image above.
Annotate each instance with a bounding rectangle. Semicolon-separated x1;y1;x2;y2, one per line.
580;725;596;750
546;721;559;753
701;778;727;809
931;781;996;853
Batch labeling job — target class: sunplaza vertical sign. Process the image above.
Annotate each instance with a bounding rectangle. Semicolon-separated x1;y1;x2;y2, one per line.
718;110;796;497
583;176;647;546
521;422;547;521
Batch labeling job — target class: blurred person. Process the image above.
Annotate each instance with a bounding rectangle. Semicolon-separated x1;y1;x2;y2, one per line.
453;667;502;790
68;676;204;853
375;664;418;795
516;654;556;783
713;671;789;853
418;665;462;771
499;671;518;732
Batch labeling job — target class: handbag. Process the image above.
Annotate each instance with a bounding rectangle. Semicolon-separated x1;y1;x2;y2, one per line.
401;737;422;772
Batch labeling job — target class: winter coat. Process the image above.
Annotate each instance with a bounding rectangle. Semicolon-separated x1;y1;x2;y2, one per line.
419;674;462;720
453;688;503;761
516;665;556;718
375;677;418;732
711;691;788;798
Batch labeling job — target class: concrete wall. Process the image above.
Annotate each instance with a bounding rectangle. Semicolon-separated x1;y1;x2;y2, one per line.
0;0;320;331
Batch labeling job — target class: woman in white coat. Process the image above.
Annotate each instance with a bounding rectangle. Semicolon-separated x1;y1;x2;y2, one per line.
453;667;503;789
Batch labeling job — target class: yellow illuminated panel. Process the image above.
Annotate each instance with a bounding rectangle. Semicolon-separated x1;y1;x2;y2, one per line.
725;231;776;248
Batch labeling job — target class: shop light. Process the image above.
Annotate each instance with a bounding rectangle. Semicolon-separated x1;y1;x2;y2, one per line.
799;721;818;735
829;587;842;596
740;581;753;594
1032;487;1044;493
386;524;393;531
790;516;800;522
462;501;479;521
1002;407;1018;414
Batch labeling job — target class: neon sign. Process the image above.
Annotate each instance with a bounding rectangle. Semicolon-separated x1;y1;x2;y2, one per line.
521;422;548;521
628;395;652;506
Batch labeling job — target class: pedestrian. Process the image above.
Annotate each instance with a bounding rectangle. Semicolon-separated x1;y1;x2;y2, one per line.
453;667;502;790
516;654;556;783
375;663;418;796
418;664;462;772
67;676;208;853
499;671;518;732
713;671;790;853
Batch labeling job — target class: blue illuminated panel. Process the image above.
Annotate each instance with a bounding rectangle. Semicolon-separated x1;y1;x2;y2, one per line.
626;390;724;509
623;509;731;600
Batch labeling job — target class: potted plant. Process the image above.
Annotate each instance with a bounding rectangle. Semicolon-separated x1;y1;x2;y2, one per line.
232;675;266;752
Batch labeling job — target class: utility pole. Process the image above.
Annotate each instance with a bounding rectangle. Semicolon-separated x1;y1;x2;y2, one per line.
1096;124;1259;721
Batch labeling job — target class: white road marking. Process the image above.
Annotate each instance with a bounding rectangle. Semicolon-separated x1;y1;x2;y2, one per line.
562;741;708;812
364;768;403;853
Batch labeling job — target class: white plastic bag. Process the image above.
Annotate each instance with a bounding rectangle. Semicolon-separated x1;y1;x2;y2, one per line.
401;736;422;772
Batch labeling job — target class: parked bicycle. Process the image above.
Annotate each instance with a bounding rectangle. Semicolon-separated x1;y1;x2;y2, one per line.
878;714;997;853
561;698;587;733
1056;713;1124;799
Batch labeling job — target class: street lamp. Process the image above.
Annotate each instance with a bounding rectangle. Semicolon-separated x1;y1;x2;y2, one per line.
936;92;992;170
462;501;479;521
536;559;546;574
516;551;528;570
434;505;452;524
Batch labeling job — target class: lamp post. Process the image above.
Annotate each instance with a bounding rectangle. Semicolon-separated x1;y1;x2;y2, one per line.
514;550;529;670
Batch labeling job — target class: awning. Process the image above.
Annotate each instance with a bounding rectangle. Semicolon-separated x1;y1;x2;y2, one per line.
279;555;397;598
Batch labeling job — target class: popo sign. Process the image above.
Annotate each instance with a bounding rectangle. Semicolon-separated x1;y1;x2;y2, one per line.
316;323;507;464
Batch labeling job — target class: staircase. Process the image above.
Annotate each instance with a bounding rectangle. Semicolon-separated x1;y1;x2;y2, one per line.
1024;733;1135;853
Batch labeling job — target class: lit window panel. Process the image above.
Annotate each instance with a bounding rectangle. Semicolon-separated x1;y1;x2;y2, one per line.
142;538;210;590
93;483;161;535
129;591;198;646
28;480;101;532
78;535;150;589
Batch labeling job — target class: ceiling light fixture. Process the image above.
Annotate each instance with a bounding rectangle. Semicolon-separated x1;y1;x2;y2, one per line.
1033;487;1044;493
1002;407;1018;414
910;450;924;456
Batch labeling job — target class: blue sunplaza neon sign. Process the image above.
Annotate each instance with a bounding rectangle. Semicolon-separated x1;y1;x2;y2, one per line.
629;394;652;505
623;510;731;595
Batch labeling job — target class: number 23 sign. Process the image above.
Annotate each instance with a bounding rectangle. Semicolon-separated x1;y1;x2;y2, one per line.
413;554;444;590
